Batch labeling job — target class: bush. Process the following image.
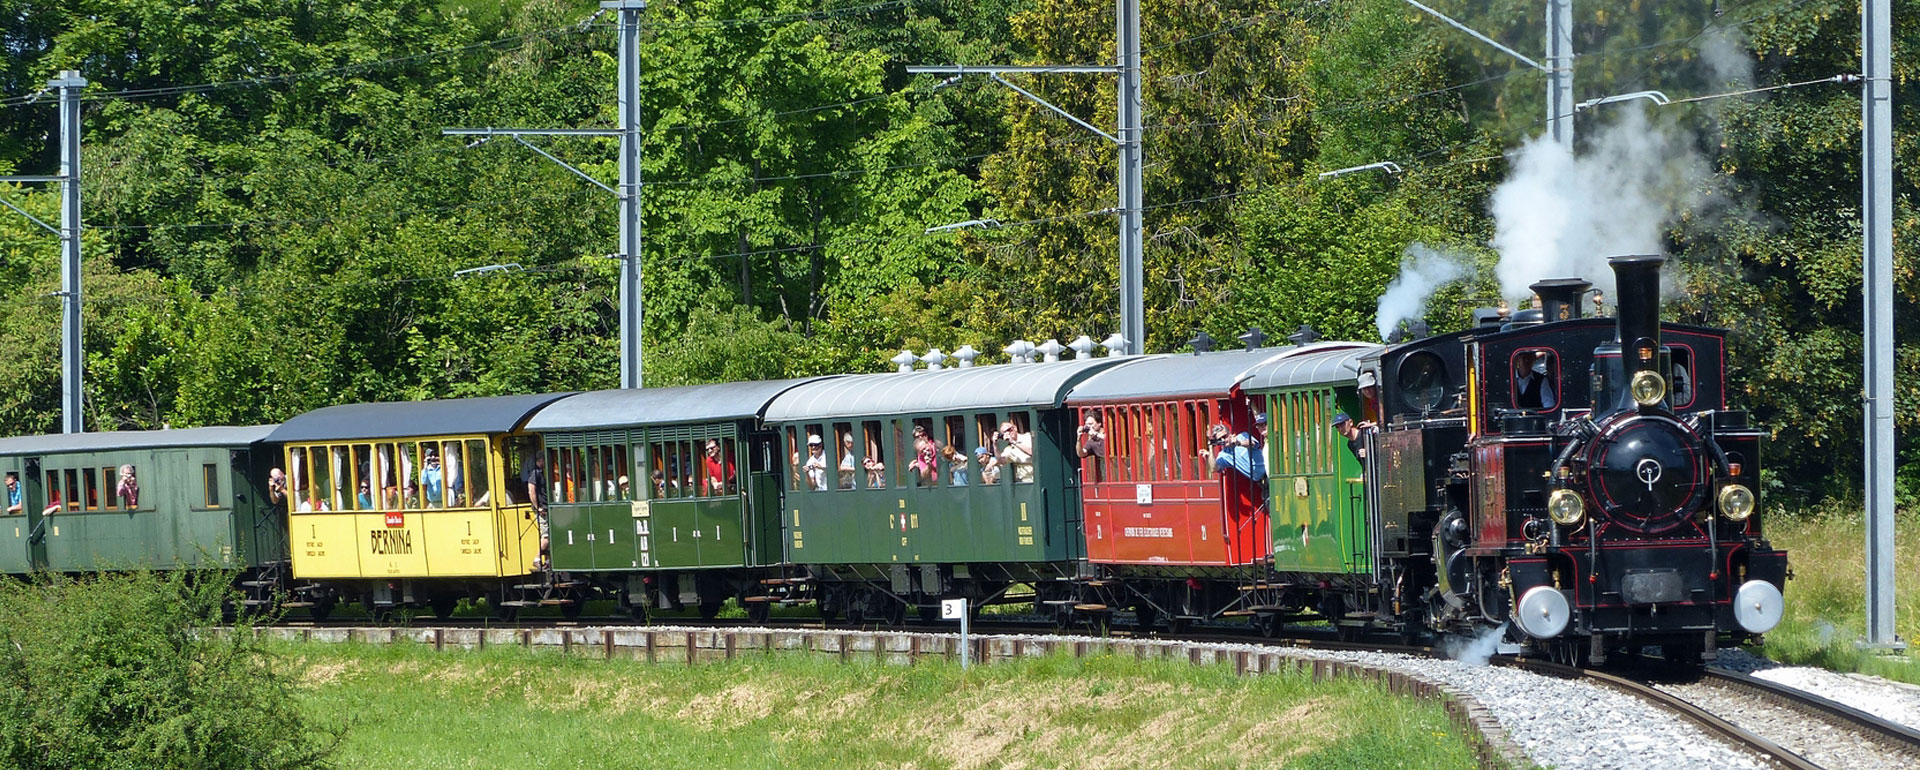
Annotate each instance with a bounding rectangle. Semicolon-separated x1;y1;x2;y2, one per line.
0;571;336;770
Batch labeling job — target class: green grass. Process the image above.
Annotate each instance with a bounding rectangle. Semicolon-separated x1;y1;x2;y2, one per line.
1754;510;1920;682
279;641;1478;769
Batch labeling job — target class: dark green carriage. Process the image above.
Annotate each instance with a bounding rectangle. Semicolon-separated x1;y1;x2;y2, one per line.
762;358;1124;570
0;427;282;574
525;379;822;580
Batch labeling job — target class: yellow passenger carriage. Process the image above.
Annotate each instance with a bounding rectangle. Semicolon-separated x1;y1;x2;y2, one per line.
265;393;572;619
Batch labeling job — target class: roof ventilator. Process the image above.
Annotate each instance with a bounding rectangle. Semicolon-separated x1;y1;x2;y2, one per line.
1035;339;1064;362
890;350;918;373
920;348;947;371
1099;333;1129;357
1238;326;1267;350
1003;340;1035;364
1067;335;1096;359
953;345;979;368
1188;330;1215;354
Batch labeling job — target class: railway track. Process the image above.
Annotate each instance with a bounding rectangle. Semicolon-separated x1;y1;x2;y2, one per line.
1506;658;1920;770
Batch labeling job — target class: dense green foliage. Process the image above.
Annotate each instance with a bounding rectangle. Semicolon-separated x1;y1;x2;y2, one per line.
0;0;1913;504
0;571;335;770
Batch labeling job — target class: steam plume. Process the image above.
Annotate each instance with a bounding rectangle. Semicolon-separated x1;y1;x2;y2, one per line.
1488;107;1708;301
1376;244;1473;339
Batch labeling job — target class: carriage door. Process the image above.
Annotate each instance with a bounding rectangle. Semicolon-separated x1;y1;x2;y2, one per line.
747;430;784;567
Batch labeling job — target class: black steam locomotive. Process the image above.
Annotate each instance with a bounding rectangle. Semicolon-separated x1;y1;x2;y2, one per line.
1364;255;1787;664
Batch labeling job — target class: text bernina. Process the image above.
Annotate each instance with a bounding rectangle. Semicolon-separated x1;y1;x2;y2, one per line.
369;529;414;555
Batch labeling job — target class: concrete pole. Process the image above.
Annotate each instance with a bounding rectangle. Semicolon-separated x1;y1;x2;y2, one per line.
53;70;86;434
609;0;646;389
1116;0;1144;353
1861;0;1900;650
1545;0;1574;148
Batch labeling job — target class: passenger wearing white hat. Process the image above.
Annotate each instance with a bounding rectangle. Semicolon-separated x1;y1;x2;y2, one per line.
801;434;829;491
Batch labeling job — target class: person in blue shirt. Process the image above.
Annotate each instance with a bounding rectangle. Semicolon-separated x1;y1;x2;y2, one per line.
5;472;20;515
1211;414;1268;481
420;450;445;508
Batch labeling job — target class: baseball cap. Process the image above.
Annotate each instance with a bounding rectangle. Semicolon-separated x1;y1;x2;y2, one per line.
807;434;823;445
974;446;991;457
1332;412;1352;426
1253;412;1268;425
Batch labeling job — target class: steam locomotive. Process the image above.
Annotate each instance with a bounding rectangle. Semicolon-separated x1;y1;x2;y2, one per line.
1365;255;1786;663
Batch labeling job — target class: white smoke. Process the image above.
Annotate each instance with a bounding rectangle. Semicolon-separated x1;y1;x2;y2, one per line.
1441;622;1511;667
1698;26;1754;90
1375;244;1473;340
1488;106;1709;301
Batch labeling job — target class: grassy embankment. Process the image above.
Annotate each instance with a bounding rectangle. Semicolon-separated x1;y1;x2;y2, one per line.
282;641;1478;769
1757;510;1920;682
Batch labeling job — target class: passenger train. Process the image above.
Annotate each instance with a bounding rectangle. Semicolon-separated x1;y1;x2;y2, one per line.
0;255;1786;664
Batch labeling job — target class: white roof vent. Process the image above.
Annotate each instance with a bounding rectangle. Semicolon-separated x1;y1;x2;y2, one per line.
1067;335;1095;359
1100;333;1130;356
1036;339;1064;363
921;348;947;371
891;349;918;373
1003;340;1035;364
953;345;979;368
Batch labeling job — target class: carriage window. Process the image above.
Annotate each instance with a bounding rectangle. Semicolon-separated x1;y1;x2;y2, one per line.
201;464;222;508
906;417;938;488
863;421;887;490
1004;411;1035;485
99;467;119;511
461;439;489;507
612;444;631;501
44;471;59;512
784;428;802;492
974;414;1000;485
62;469;79;512
833;422;857;490
1511;348;1560;411
81;468;99;511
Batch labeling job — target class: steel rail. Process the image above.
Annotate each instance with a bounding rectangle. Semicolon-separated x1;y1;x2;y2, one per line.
1702;668;1920;754
1507;658;1821;770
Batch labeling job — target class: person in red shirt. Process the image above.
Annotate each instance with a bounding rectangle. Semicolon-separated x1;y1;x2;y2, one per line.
703;439;735;495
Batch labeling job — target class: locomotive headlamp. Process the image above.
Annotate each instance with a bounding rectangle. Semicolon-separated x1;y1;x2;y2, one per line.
1718;484;1756;521
1630;370;1666;406
1548;489;1586;526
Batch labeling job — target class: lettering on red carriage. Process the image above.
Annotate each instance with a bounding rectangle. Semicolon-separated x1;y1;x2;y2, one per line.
369;529;413;555
1123;526;1174;539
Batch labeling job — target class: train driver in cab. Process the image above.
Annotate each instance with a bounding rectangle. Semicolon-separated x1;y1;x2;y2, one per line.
1514;350;1558;410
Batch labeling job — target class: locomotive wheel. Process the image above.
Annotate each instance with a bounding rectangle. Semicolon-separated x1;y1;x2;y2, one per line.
746;599;771;624
429;594;459;620
698;600;724;620
626;598;649;622
816;600;838;623
918;603;941;624
560;596;585;621
882;600;907;626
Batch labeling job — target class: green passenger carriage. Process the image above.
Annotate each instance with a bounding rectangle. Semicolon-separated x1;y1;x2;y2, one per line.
524;379;824;619
761;357;1124;622
1240;346;1379;581
0;427;283;582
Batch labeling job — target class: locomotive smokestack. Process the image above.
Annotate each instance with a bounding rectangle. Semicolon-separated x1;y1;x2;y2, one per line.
1609;254;1664;373
1530;278;1592;322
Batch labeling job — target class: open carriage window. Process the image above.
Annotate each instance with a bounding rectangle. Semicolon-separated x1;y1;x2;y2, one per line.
1510;348;1560;411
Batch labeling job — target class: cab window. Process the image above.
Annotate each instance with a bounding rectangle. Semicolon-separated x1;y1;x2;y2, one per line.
1511;348;1561;411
